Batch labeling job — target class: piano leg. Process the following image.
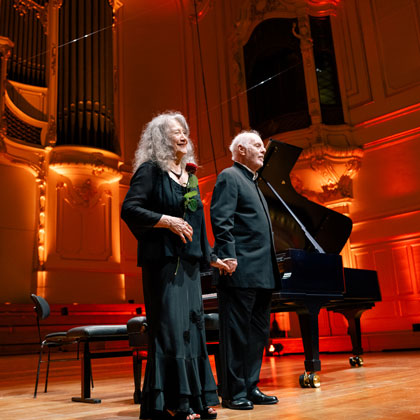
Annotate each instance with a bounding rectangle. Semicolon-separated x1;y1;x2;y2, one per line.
297;301;323;388
333;306;371;367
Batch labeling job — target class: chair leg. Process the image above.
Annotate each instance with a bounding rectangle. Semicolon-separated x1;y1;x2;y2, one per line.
132;350;143;404
44;347;51;393
34;345;44;398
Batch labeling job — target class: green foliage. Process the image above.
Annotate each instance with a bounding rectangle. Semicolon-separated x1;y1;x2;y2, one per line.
183;174;198;213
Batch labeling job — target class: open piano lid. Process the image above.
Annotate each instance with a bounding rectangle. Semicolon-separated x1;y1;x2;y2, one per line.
258;139;353;255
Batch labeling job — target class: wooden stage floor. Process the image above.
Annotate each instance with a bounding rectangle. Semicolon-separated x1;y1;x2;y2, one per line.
1;350;419;420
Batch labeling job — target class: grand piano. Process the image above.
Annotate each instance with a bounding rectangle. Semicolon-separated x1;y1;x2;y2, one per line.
202;139;381;388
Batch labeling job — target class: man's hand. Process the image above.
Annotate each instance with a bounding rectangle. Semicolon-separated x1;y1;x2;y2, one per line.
210;258;230;273
220;259;237;276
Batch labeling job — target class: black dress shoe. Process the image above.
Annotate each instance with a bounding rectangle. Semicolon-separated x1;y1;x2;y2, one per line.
248;388;279;405
222;397;254;410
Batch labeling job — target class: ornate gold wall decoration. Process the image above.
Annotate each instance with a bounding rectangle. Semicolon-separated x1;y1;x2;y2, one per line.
55;177;113;261
108;0;123;13
46;115;57;146
35;154;47;269
292;14;322;126
13;0;48;32
249;0;281;20
56;178;106;209
50;43;57;77
0;36;14;125
296;143;363;203
0;36;14;58
49;146;122;183
50;0;63;7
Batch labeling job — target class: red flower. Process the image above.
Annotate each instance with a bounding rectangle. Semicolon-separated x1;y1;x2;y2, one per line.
185;162;198;174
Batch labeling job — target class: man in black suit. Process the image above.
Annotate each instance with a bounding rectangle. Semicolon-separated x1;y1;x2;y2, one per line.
210;130;280;410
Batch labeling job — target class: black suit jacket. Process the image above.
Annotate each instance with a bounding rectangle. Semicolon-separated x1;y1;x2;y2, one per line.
210;162;279;289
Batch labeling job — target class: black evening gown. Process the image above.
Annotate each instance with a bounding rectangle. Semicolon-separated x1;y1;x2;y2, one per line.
139;177;219;419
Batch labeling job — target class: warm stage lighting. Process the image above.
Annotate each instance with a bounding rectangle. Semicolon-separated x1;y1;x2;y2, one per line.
266;342;284;356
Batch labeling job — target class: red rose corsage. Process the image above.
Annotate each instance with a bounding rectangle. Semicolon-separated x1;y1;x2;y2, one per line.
185;162;198;174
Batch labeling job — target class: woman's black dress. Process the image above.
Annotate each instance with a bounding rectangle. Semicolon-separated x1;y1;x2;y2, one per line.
121;162;219;419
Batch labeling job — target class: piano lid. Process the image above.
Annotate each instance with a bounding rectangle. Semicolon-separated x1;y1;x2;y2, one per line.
258;139;353;255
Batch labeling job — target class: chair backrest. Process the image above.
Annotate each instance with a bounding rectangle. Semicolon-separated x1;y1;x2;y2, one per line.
30;294;50;320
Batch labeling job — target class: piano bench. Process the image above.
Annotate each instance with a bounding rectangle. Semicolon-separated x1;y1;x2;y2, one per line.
66;322;146;404
126;316;149;404
204;313;221;393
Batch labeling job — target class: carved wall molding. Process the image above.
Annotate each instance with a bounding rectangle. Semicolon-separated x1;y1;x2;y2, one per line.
55;178;113;261
56;178;107;209
0;36;15;125
46;115;57;146
336;0;372;109
49;146;122;184
370;0;420;96
50;0;63;7
0;36;14;58
0;133;46;175
233;0;340;45
50;43;57;77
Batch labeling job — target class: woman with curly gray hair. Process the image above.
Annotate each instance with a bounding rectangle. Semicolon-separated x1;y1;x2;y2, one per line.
121;111;226;420
132;112;196;174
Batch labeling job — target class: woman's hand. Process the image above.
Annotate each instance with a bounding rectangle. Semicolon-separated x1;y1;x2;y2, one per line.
157;215;193;243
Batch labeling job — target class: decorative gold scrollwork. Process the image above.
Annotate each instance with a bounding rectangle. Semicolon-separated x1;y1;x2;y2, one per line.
13;0;48;31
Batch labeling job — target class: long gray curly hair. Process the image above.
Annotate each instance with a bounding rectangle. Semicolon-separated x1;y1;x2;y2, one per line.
132;111;197;173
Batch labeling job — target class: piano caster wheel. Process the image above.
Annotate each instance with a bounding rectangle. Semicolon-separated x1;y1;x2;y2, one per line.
349;356;364;367
299;374;309;388
299;372;321;388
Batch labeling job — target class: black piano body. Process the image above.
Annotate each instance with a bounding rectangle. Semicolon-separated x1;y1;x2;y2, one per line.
202;139;381;388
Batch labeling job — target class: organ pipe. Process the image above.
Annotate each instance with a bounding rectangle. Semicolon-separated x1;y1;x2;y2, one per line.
56;0;117;153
